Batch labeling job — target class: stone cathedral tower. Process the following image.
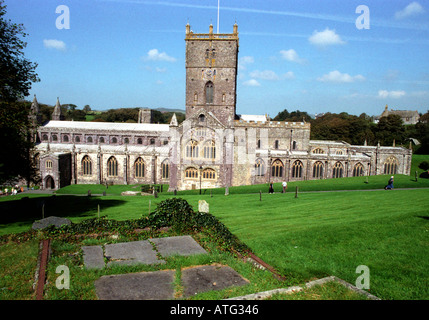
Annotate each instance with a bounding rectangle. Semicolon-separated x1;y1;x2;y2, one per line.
185;23;239;125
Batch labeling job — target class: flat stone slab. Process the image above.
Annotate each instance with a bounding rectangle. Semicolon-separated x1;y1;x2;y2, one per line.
182;265;249;297
150;236;207;257
105;240;164;267
95;270;175;300
32;216;71;230
82;245;105;269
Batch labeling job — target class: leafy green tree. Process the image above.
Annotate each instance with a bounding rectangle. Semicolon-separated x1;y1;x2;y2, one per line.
375;114;405;146
0;1;39;185
0;0;39;102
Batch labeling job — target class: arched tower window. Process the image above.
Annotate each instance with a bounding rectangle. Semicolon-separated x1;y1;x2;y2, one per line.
203;140;216;159
186;140;199;159
205;81;214;104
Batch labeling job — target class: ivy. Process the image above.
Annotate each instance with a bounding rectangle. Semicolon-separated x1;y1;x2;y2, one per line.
0;198;250;255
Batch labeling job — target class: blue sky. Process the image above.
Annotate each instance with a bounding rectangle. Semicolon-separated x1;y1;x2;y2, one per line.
4;0;429;117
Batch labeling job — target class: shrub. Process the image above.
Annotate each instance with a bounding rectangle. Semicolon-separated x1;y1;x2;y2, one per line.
418;161;429;171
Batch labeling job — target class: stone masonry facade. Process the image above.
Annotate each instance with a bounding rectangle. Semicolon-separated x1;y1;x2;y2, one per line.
31;24;412;190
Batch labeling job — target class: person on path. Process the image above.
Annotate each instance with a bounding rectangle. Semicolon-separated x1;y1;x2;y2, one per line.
269;183;274;194
385;176;394;190
282;181;287;193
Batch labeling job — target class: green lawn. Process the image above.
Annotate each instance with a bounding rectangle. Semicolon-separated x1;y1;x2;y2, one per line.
1;155;428;300
1;188;428;299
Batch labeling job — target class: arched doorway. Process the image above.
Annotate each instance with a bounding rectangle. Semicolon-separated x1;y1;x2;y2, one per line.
45;175;55;189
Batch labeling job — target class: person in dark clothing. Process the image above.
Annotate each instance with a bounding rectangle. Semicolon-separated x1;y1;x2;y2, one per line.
385;176;394;189
269;183;274;194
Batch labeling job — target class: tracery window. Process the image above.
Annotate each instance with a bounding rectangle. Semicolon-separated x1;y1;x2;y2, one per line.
353;163;364;177
107;157;118;177
203;140;216;159
186;140;199;159
384;156;398;175
255;159;265;176
202;168;216;180
134;157;145;178
292;160;303;178
332;161;344;178
82;156;92;175
271;159;283;178
184;167;198;179
312;148;324;154
313;161;324;178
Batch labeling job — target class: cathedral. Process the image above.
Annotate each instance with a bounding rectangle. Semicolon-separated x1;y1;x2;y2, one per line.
30;24;412;190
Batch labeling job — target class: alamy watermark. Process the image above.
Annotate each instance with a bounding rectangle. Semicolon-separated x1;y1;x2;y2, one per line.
56;265;70;290
356;5;370;30
355;265;370;290
56;5;70;30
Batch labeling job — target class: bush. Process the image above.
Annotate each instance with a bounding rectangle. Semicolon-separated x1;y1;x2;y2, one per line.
147;198;250;253
418;161;429;171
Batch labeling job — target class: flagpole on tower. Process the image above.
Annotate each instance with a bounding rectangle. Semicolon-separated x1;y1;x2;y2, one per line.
217;0;220;33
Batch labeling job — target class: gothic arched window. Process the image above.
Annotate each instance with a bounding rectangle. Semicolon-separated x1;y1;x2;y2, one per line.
313;161;324;179
82;156;92;176
292;160;303;178
202;168;216;180
353;163;364;177
271;159;283;178
255;159;265;176
134;157;145;178
184;167;198;179
384;156;398;175
203;140;216;160
162;160;169;179
107;157;118;177
332;162;344;178
186;140;199;159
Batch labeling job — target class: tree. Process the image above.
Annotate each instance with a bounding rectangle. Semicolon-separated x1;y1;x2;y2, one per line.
375;114;405;146
0;1;39;185
83;104;91;113
0;0;39;102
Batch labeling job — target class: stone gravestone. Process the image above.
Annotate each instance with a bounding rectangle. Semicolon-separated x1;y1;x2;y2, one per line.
198;200;209;213
32;216;71;230
225;186;229;196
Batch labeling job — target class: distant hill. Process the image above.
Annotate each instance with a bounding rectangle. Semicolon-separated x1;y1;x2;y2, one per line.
154;107;185;114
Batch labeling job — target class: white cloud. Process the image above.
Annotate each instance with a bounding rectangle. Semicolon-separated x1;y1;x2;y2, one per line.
309;28;345;47
249;70;295;81
155;67;167;73
249;70;280;81
283;71;295;79
243;79;261;87
280;49;305;63
238;56;254;70
143;49;176;62
395;2;425;19
378;90;406;99
43;39;66;51
317;70;365;83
